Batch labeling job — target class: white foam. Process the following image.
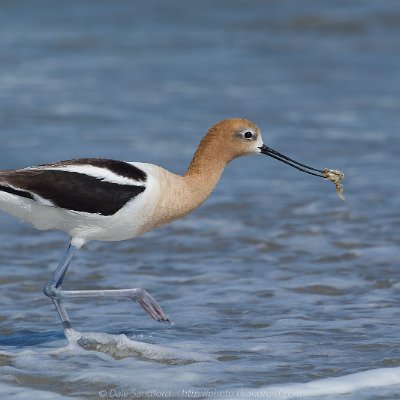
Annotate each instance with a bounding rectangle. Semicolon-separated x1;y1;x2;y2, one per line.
234;367;400;399
66;329;212;364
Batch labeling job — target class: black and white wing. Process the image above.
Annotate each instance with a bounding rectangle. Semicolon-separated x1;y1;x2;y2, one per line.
0;158;147;216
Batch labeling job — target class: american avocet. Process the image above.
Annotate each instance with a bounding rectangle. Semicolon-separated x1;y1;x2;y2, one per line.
0;118;330;333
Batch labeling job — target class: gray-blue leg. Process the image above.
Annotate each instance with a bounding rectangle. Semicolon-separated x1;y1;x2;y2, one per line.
60;287;169;322
44;243;79;331
44;243;169;331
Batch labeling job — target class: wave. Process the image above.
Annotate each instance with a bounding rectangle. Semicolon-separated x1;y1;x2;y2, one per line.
234;367;400;399
67;329;212;364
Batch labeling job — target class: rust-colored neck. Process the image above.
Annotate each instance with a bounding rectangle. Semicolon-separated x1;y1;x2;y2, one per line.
183;128;230;203
148;118;261;230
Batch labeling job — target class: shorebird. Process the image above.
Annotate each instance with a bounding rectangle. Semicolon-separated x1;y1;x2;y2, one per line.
0;118;327;333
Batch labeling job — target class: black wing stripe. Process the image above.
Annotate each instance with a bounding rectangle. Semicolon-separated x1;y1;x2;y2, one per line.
1;170;146;216
0;184;34;201
39;159;147;182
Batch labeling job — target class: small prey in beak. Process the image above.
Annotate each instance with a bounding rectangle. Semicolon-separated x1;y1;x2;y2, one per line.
259;144;345;201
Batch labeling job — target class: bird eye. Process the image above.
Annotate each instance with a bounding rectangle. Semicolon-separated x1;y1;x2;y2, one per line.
244;131;253;139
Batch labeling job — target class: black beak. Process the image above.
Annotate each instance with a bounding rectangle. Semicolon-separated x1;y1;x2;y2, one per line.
259;144;324;178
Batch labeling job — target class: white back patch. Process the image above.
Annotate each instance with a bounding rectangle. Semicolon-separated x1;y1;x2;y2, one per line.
40;165;146;186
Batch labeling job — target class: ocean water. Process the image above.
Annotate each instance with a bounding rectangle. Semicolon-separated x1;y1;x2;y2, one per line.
1;0;400;399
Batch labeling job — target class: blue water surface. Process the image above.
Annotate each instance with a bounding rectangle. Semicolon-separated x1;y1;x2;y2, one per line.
0;1;400;399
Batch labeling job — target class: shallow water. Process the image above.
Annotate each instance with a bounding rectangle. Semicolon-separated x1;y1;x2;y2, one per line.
1;0;400;399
